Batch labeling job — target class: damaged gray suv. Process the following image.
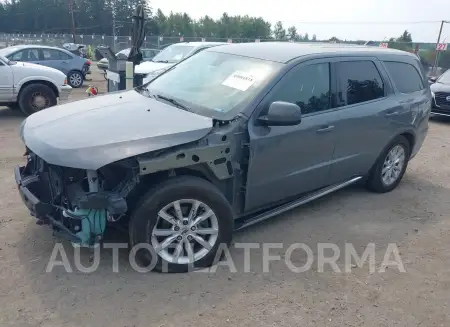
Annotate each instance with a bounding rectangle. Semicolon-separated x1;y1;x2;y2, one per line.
15;42;431;272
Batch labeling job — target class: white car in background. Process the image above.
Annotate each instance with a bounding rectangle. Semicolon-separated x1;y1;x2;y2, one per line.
135;42;226;83
0;55;71;116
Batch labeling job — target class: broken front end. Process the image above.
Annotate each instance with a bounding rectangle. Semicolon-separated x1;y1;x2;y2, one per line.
15;151;137;247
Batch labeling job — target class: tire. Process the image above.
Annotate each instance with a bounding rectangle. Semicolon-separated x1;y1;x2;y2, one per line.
18;83;57;116
67;70;84;88
129;176;234;273
366;135;410;193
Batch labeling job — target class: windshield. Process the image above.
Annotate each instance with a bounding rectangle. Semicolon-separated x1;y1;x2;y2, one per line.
151;44;195;63
143;50;282;118
437;69;450;84
0;47;19;57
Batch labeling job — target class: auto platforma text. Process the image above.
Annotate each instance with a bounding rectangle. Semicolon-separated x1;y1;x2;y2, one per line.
45;242;405;274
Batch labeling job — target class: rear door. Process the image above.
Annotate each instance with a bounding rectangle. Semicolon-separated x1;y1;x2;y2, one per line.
39;48;71;74
328;58;401;183
245;60;340;211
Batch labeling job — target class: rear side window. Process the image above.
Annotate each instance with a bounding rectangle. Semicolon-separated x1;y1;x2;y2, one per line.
384;61;424;93
336;61;384;106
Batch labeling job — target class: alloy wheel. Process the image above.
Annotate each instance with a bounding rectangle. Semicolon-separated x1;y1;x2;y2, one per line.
381;144;406;186
69;72;83;87
151;199;219;265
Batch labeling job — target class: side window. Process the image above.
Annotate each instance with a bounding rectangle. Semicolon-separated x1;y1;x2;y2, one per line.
59;51;72;60
337;61;384;106
10;50;26;61
267;63;331;115
27;49;40;61
383;61;424;93
42;49;63;60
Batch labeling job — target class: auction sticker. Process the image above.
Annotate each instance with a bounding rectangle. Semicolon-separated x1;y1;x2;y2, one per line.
221;71;256;91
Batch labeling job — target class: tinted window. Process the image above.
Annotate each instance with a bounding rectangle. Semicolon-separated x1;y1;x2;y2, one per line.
268;63;331;115
384;61;424;93
337;61;384;106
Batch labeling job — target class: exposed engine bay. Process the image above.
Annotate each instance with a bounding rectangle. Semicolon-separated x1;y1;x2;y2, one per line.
18;151;139;246
15;118;244;247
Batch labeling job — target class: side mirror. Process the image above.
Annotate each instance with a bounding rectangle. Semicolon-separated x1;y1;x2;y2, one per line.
258;101;302;126
429;76;437;84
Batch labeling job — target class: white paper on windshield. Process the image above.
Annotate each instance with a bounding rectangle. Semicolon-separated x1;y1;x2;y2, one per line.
221;71;256;91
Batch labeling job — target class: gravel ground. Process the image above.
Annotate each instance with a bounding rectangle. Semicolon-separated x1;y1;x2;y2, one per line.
1;67;450;327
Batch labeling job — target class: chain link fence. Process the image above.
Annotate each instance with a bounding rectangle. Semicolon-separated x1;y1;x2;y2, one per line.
0;33;446;76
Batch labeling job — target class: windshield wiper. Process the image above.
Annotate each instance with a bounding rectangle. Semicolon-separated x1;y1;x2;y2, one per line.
156;95;192;112
154;60;169;63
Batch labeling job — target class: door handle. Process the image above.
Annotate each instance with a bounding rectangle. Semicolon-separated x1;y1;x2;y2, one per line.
62;61;68;64
316;125;335;133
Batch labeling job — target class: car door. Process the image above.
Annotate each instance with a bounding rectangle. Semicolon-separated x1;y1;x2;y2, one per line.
39;48;69;73
245;60;340;212
328;58;400;183
0;58;13;101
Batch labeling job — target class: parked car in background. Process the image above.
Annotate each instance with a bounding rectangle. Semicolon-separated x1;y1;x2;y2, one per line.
97;48;160;74
15;43;430;273
0;54;71;116
0;45;91;88
430;69;450;117
135;42;226;83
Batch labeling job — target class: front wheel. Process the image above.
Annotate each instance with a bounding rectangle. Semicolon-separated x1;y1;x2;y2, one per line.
18;83;57;116
129;176;234;273
366;135;410;193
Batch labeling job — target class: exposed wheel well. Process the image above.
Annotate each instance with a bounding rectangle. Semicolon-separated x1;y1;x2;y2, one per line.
400;132;415;155
18;80;58;100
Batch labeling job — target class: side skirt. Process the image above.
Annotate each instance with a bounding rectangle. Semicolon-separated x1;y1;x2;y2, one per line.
234;176;362;231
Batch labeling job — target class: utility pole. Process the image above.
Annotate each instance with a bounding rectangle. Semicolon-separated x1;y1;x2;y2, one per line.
112;1;116;51
68;0;76;43
432;20;449;76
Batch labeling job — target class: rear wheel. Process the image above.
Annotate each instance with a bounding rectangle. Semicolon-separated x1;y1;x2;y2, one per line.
129;176;234;273
366;135;410;193
18;83;57;116
67;70;84;88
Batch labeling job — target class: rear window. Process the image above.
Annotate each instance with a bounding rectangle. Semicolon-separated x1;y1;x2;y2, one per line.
384;61;424;93
336;61;385;106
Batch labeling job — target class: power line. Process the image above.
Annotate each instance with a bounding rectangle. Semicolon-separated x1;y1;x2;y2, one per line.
293;20;447;25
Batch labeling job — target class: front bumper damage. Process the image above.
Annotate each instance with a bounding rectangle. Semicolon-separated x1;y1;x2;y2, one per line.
14;157;128;246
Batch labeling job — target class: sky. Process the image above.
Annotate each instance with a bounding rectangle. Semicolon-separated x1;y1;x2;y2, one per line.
150;0;450;43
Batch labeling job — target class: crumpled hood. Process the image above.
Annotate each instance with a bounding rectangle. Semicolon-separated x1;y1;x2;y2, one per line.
21;90;213;170
135;61;173;74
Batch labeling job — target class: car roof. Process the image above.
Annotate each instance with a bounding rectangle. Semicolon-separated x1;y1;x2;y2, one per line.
2;44;74;54
206;42;417;63
172;41;227;48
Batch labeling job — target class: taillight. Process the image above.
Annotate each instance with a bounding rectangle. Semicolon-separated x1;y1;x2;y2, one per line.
64;78;68;85
85;60;91;65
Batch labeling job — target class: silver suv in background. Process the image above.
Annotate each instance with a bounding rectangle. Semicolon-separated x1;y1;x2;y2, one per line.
135;42;226;83
15;43;431;273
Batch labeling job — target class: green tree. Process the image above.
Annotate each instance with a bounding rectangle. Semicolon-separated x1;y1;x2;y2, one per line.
273;21;286;40
287;26;298;41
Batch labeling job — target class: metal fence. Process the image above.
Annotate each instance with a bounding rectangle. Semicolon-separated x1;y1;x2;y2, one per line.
0;33;445;76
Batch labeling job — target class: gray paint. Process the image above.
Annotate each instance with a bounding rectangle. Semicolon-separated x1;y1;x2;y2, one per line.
21;90;213;170
19;42;431;218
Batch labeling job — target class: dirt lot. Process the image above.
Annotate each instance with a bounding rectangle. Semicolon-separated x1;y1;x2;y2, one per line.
1;67;450;327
